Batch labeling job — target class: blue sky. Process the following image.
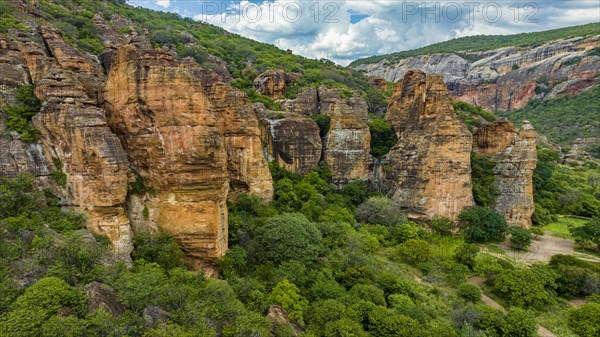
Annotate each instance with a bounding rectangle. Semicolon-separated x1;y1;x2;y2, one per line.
127;1;600;65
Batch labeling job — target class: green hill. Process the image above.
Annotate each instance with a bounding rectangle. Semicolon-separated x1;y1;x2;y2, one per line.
350;22;600;67
1;0;387;112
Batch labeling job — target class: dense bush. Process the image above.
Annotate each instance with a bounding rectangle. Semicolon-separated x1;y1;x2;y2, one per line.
492;265;558;309
568;303;600;337
471;153;500;207
368;116;397;159
131;229;185;270
1;84;41;141
501;307;537;337
430;215;455;236
355;197;407;227
458;283;481;303
459;207;508;243
509;227;533;250
250;213;322;265
570;217;600;250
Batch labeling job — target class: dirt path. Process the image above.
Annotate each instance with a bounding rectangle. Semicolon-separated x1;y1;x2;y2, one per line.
467;277;557;337
496;231;600;263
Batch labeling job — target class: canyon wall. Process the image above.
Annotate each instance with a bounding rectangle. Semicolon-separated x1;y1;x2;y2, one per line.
354;36;600;112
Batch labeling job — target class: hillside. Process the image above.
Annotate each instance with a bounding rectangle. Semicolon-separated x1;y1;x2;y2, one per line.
350;22;600;67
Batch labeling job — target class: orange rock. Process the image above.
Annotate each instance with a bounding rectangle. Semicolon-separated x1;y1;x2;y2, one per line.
384;70;474;221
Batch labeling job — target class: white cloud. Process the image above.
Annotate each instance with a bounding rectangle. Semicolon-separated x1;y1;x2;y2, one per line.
155;0;170;8
135;1;599;65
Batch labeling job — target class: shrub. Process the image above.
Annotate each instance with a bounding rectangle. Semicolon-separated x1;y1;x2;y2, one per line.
492;265;558;309
132;228;185;270
430;215;455;236
458;283;481;302
398;239;432;264
454;243;480;269
570;217;600;250
0;277;86;336
269;279;309;325
355;197;406;227
250;213;322;265
568;303;600;337
471;153;500;207
368;116;397;159
509;227;533;250
367;307;423;337
501;307;537;337
459;207;507;243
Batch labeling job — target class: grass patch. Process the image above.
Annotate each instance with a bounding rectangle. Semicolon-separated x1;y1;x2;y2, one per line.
536;302;578;337
542;216;587;239
485;244;506;255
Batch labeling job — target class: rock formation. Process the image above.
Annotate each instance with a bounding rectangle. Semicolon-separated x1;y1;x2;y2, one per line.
281;87;320;116
4;26;134;261
254;70;300;99
103;44;272;264
473;120;538;227
354;36;600;111
319;88;371;185
384;70;474;221
256;104;322;174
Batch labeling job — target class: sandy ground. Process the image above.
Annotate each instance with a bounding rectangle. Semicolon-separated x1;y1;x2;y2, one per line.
496;231;600;263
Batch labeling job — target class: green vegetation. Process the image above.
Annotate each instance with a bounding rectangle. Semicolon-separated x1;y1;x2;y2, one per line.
508;227;533;251
0;85;41;141
501;85;600;153
367;116;397;159
471;153;500;208
459;206;508;243
453;100;497;131
542;216;587;238
351;22;600;66
570;217;600;251
532;147;600;224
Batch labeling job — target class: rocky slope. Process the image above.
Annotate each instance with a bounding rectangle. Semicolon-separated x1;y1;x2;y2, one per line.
354;35;600;112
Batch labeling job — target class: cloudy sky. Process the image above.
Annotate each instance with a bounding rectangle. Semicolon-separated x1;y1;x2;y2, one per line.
127;0;600;65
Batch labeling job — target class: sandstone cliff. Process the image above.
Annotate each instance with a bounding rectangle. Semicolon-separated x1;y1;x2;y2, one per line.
354;36;600;112
473;120;538;227
103;44;273;263
256;104;322;174
0;26;133;261
384;70;474;221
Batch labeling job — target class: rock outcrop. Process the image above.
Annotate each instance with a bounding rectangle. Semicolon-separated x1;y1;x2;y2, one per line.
473;120;537;227
103;45;225;263
320;88;371;185
257;104;322;174
354;36;600;112
3;26;134;261
85;281;125;317
254;70;300;99
384;70;474;221
281;87;320;116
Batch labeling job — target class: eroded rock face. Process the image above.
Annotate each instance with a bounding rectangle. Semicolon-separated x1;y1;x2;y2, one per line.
254;70;299;99
384;70;474;221
355;36;600;111
474;121;537;227
256;104;322;174
320;88;371;185
85;281;125;317
103;45;231;263
281;87;319;116
3;26;134;261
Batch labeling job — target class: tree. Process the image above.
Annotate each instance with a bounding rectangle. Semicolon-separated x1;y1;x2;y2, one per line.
355;197;406;227
132;228;184;269
459;207;507;243
454;243;480;269
509;227;533;250
0;277;85;337
397;239;432;264
367;307;423;337
250;213;322;265
492;265;558;309
430;215;455;236
458;283;482;303
501;307;537;337
269;279;309;325
570;217;600;250
568;303;600;337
